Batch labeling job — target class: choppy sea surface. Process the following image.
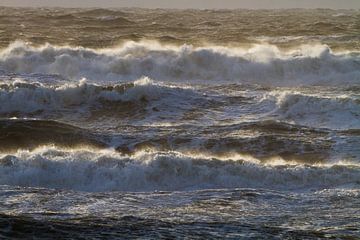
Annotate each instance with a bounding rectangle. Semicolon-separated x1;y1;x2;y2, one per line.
0;7;359;239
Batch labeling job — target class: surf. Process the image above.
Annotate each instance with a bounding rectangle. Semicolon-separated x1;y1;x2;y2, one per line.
1;41;359;86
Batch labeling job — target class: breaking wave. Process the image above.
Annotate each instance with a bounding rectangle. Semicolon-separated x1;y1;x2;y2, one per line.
1;41;359;86
267;91;360;129
0;148;359;192
1;77;359;130
0;77;200;117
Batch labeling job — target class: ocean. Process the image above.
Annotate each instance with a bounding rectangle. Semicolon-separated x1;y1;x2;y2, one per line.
0;7;359;239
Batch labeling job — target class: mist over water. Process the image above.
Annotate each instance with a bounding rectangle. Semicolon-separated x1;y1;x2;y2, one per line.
0;7;359;239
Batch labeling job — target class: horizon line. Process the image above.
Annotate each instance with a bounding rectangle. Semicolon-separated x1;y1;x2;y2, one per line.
0;5;359;10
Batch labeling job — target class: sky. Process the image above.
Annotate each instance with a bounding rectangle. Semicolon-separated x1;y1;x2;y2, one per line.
0;0;359;9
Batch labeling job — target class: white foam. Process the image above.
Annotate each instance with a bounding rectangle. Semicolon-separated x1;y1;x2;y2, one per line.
0;77;197;115
1;77;359;130
265;91;360;129
1;41;359;86
0;148;359;192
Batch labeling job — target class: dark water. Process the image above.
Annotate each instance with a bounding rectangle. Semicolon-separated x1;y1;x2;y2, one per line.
0;7;359;239
1;186;359;239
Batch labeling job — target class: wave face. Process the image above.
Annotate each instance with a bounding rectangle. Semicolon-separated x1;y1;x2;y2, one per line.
0;119;105;151
1;41;359;86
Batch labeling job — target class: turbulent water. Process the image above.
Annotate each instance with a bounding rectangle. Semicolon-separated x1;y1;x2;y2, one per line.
0;7;359;239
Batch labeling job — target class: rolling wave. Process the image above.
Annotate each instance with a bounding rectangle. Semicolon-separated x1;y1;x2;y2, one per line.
268;91;360;129
0;77;359;130
0;77;200;117
1;41;359;86
0;148;358;192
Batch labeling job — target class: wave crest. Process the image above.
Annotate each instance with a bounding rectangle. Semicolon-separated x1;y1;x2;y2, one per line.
1;41;359;86
0;77;197;116
0;148;358;192
267;91;360;129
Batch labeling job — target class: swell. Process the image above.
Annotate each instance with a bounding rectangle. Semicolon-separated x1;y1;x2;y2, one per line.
117;121;335;164
0;148;358;192
0;119;105;152
1;41;359;86
0;118;340;163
